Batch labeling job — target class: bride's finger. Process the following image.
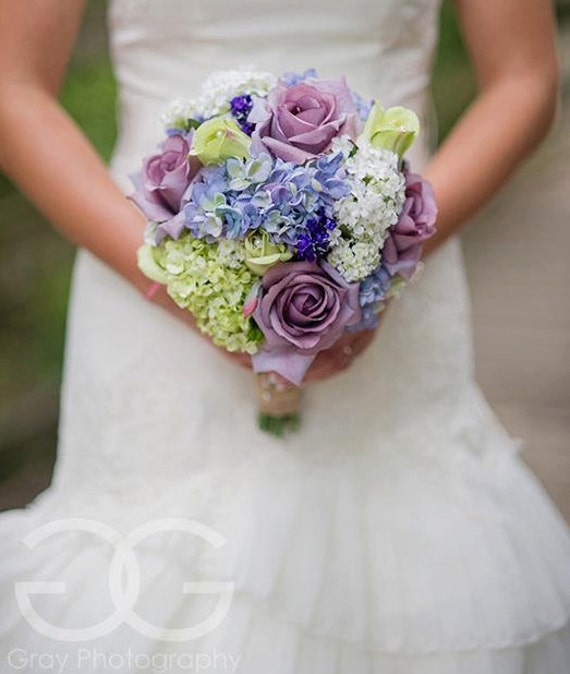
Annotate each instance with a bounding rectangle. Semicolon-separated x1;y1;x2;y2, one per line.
302;344;352;384
350;327;377;355
220;350;252;369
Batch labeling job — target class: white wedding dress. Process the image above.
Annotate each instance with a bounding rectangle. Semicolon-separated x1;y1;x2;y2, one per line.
1;0;570;671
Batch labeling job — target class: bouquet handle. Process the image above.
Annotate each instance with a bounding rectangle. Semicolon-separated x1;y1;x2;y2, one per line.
255;372;301;436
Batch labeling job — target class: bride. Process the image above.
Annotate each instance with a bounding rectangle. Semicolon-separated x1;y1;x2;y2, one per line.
0;0;569;672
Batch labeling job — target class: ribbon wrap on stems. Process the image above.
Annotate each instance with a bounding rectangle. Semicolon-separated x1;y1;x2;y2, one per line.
255;372;302;436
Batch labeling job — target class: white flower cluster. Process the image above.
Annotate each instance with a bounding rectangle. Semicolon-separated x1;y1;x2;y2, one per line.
161;69;277;128
327;240;381;283
160;98;203;130
330;135;355;158
329;142;405;281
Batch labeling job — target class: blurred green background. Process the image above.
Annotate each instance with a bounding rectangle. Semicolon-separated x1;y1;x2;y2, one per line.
1;1;569;510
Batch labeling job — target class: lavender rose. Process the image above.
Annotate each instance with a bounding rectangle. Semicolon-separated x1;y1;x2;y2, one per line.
382;171;437;280
250;77;358;163
251;260;361;385
130;132;200;240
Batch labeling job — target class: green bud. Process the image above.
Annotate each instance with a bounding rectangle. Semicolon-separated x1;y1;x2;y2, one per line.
244;231;293;275
190;116;251;166
137;244;168;284
360;102;420;157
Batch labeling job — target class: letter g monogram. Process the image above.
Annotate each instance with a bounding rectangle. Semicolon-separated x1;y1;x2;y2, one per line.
15;518;234;642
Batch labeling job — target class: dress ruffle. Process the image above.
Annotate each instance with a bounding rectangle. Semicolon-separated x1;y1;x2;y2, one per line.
1;392;569;671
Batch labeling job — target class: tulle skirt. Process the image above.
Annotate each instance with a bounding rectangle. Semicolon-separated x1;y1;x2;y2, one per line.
1;384;569;673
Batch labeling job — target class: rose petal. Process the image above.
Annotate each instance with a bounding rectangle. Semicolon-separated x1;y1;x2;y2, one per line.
278;107;318;138
253;260;362;359
254;77;358;161
129;172;174;222
251;348;316;386
156;210;187;240
259;136;316;163
296;106;327;126
288;118;344;146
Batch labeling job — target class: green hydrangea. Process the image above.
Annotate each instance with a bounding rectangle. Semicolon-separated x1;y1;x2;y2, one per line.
149;235;263;354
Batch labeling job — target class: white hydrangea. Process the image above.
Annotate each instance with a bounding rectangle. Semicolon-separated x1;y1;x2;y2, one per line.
161;69;277;128
334;143;406;247
335;144;406;243
327;239;381;283
327;141;406;281
330;135;355;159
161;98;204;129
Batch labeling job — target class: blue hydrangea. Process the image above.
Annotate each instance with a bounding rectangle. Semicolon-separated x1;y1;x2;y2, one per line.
182;166;230;240
280;69;319;87
359;263;392;306
347;303;382;332
182;149;351;253
351;91;374;123
348;263;393;331
253;154;349;248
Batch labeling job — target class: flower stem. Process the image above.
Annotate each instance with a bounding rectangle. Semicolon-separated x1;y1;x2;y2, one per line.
257;412;301;437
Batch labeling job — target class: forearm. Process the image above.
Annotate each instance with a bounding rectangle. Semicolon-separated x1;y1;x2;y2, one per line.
423;70;558;255
0;84;148;292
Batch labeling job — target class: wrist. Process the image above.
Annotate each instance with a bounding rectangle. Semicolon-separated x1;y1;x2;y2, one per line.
144;280;162;301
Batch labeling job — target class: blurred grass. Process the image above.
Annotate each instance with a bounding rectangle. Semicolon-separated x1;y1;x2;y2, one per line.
432;1;475;140
0;2;116;498
1;55;117;383
0;0;539;503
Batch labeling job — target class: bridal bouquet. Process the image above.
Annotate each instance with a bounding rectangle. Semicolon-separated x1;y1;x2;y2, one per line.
131;69;436;435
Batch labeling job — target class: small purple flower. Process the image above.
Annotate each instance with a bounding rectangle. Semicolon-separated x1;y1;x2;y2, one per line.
295;212;337;262
383;171;437;280
230;95;255;135
251;260;361;385
251;77;358;164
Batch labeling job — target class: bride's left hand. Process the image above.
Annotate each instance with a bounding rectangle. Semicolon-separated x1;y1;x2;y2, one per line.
219;321;381;379
302;323;381;385
301;301;390;384
153;283;385;377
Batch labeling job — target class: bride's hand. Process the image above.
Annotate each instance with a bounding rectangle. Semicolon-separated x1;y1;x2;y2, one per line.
151;283;384;377
301;301;389;385
301;327;378;385
150;284;253;370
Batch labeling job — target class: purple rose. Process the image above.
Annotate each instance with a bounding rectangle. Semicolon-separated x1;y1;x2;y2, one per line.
251;78;358;163
383;172;437;280
252;260;361;385
130;132;200;238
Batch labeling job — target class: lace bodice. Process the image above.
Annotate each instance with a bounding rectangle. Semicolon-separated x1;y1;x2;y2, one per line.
107;0;442;187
